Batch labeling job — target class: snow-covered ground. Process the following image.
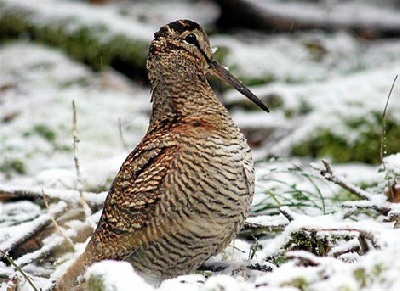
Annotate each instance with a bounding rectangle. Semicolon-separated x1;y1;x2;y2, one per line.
1;0;399;290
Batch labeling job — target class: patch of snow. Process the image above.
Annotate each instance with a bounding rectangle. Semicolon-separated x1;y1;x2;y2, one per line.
204;275;254;291
85;260;154;291
0;42;151;188
159;274;205;291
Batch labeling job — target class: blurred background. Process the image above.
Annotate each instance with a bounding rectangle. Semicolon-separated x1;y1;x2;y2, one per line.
1;0;399;185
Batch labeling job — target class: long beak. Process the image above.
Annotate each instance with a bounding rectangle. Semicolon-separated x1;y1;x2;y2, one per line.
208;60;269;112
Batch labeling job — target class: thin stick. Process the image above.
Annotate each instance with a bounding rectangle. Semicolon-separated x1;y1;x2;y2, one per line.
72;101;91;221
380;74;398;169
0;250;39;291
311;160;373;201
118;117;128;151
72;101;83;193
42;189;75;249
279;206;294;222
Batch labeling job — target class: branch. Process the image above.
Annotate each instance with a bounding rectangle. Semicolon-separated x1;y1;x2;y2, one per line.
0;250;39;291
311;160;373;201
286;251;320;267
279;206;295;222
72;101;92;223
118;117;129;151
380;74;398;169
42;189;75;249
342;201;390;214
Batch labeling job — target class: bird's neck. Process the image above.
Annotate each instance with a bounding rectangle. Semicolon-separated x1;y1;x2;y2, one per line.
147;55;229;128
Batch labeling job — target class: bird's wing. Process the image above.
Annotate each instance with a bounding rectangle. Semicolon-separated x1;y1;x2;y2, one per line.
86;127;181;259
105;146;178;231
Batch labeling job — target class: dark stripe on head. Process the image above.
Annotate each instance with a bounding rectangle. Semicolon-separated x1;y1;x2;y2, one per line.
154;20;201;40
151;20;211;64
168;20;201;34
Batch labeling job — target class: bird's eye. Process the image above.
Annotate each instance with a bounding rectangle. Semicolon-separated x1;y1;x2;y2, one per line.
185;33;198;45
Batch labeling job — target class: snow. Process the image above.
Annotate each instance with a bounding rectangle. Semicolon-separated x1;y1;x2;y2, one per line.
0;201;66;251
85;261;154;291
383;153;400;174
1;1;399;290
0;42;151;187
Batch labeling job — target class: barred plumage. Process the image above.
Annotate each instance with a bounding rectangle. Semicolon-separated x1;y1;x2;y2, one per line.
55;19;268;290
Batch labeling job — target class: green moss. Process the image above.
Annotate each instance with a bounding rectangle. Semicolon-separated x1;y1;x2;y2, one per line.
291;113;400;164
332;189;363;203
85;275;105;291
371;263;384;277
354;268;366;288
353;263;388;289
0;159;26;176
0;6;32;40
33;124;57;142
284;230;331;256
283;230;354;258
0;4;149;81
282;277;309;290
272;255;289;266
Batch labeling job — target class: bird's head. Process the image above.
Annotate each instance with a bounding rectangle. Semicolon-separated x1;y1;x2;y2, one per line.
147;19;269;112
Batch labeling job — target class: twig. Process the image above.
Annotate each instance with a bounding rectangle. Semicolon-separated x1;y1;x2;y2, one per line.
72;101;92;221
118;117;128;151
279;206;295;222
42;189;75;249
247;262;274;273
0;188;53;202
248;236;259;260
380;74;398;170
341;201;390;214
0;187;105;207
0;250;39;291
286;251;320;266
311;160;373;201
358;231;378;252
72;101;82;191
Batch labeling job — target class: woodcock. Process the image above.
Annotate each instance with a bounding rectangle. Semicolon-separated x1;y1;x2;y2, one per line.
55;19;269;289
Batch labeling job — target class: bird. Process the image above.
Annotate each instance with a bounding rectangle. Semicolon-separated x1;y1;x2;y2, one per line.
55;19;268;290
